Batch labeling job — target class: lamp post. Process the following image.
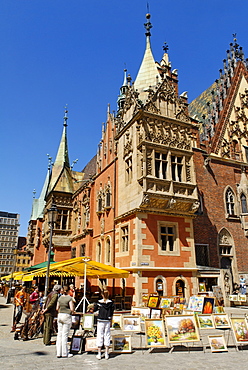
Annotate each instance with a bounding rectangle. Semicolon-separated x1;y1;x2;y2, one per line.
44;203;58;298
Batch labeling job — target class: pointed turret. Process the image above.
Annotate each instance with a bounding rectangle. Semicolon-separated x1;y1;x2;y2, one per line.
134;13;160;99
47;108;72;194
117;69;128;111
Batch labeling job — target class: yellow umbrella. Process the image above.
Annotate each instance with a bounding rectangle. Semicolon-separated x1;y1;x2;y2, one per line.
23;257;129;280
22;257;129;312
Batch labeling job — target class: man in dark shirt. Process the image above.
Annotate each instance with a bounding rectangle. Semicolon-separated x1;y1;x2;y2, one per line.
42;284;61;345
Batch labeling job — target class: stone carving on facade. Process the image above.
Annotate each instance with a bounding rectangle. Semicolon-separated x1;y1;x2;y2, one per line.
219;229;231;245
240;88;248;109
191;200;200;212
123;130;133;158
139;117;192;150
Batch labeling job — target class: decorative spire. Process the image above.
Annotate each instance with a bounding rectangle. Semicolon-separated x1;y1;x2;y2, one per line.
144;12;152;37
64;105;68;127
134;12;159;96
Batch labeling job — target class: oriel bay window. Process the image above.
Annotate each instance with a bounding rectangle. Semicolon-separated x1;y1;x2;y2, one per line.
56;209;70;230
171;155;183;182
155;152;167;179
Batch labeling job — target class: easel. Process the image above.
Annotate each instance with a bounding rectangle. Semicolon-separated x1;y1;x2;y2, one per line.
75;259;90;313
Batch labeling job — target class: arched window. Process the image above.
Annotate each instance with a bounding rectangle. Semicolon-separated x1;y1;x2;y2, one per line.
225;188;235;216
105;189;111;209
97;242;101;262
241;193;248;213
106;238;111;264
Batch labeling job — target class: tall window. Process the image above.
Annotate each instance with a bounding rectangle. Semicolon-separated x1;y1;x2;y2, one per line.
97;196;103;213
171;155;183;182
80;244;85;257
160;226;175;251
125;157;132;184
226;188;235;215
97;242;101;262
121;226;129;252
105;189;111;209
106;238;111;263
155;152;167;179
195;244;210;266
71;247;76;259
56;210;69;229
241;193;248;213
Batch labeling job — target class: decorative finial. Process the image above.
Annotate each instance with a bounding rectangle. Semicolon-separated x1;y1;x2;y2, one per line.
144;12;152;37
47;154;53;170
33;189;36;198
163;42;169;52
70;159;78;170
64;104;68;127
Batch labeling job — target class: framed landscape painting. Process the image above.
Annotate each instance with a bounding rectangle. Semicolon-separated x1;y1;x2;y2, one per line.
112;335;132;353
213;314;231;329
238;294;247;302
144;319;166;347
71;314;81;330
122;315;141;332
131;307;150;322
197;314;215;330
159;297;172;309
208;335;228;352
111;314;123;330
165;315;200;343
230;317;248;344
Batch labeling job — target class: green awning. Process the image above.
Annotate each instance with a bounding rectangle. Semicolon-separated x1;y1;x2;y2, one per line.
24;260;56;272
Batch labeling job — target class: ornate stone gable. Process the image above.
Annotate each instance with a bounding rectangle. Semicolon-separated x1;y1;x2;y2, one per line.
137;115;193;151
219;78;248;160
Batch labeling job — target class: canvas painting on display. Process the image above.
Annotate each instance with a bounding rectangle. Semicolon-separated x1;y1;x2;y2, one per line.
111;314;123;329
230;318;248;343
229;295;238;302
85;337;98;351
81;314;94;330
122;316;141;331
202;297;215;314
212;286;224;300
208;335;228;352
70;335;82;354
187;296;204;312
71;314;81;330
159;297;172;309
213;314;231;329
199;282;206;292
238;294;247;302
150;308;162;319
197;314;215;330
131;307;150;322
214;306;225;314
148;296;159;308
165;315;200;343
144;319;166;347
112;335;132;353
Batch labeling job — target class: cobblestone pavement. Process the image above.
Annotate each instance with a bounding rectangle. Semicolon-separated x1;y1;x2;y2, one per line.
1;296;248;369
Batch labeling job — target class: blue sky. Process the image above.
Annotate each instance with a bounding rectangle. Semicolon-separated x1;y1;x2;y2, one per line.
1;0;248;236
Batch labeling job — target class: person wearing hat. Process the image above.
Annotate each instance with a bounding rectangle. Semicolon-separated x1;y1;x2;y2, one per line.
42;284;61;345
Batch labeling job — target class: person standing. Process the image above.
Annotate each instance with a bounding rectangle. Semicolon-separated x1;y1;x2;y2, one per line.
56;285;74;358
95;290;114;360
29;286;39;310
14;286;26;325
42;284;61;346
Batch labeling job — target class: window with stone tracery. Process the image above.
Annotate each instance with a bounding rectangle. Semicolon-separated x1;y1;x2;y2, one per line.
225;188;236;216
125;156;132;184
241;193;248;213
155;151;167;179
171;155;183;182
